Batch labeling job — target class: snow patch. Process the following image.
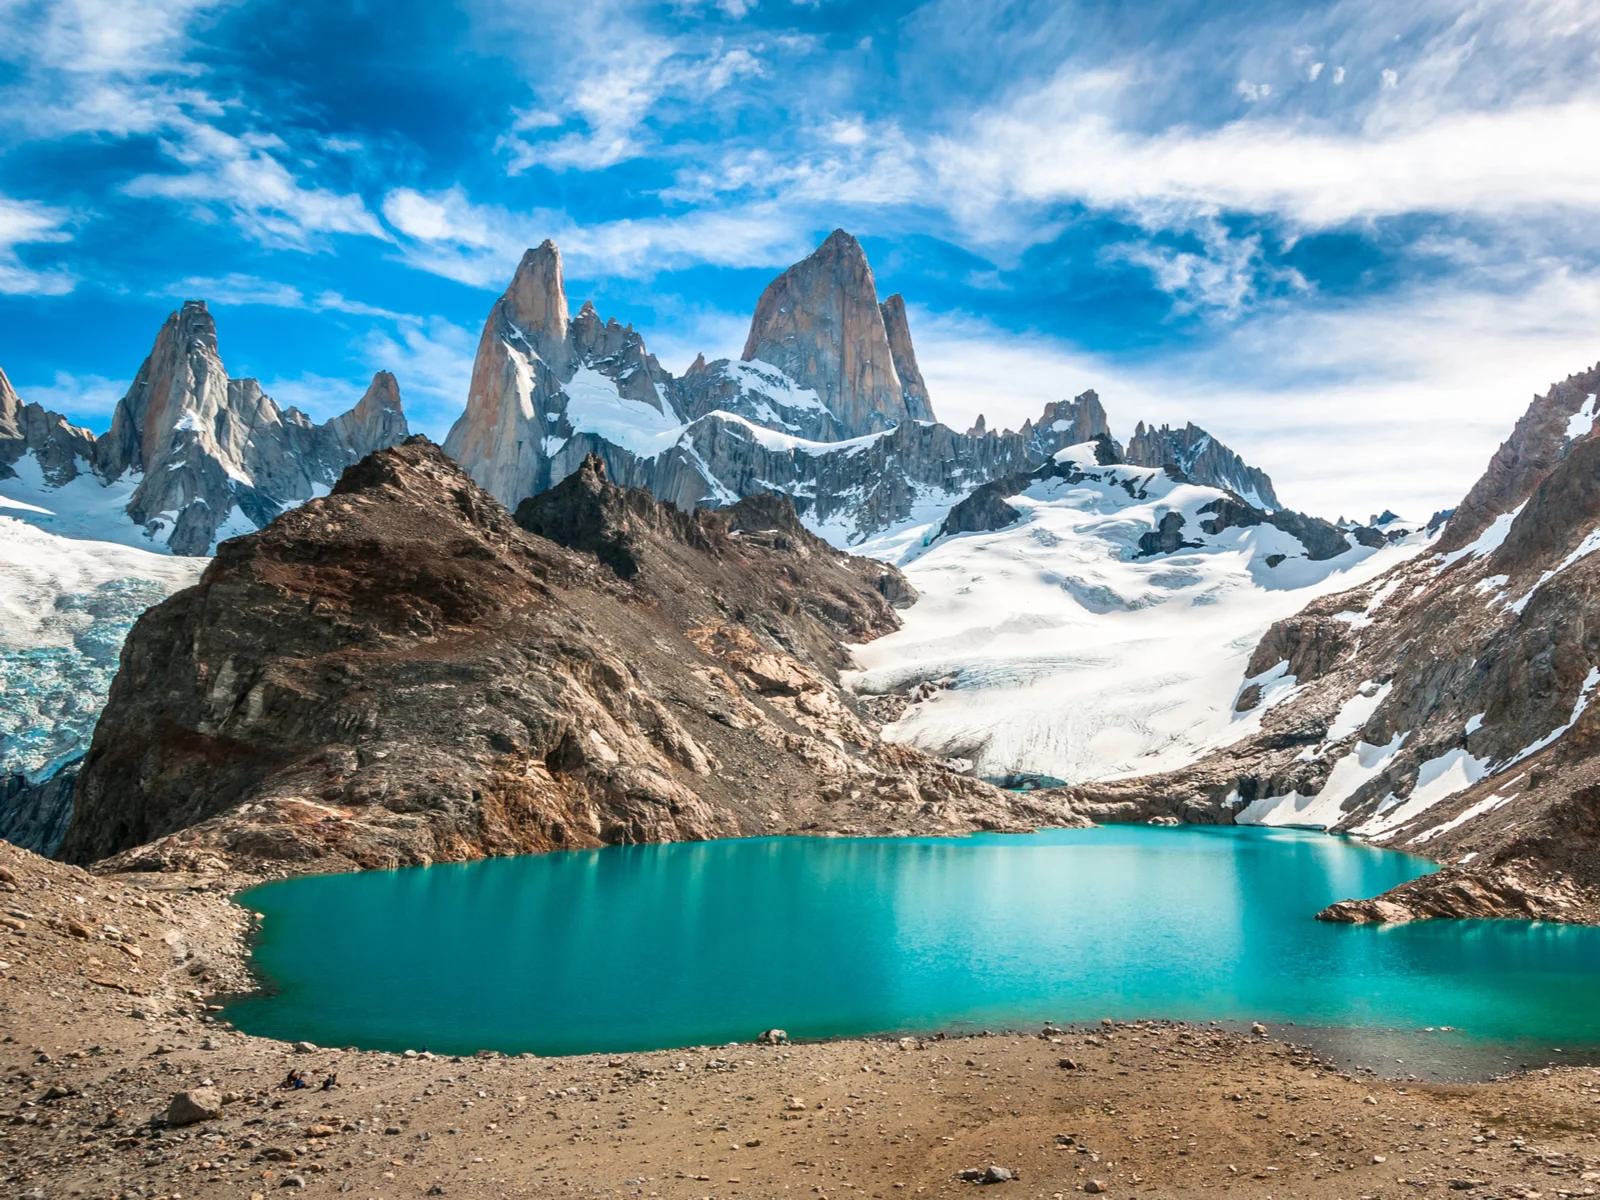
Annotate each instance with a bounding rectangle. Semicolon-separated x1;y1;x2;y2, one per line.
1438;503;1523;569
1327;681;1391;741
1566;393;1597;441
1356;748;1493;840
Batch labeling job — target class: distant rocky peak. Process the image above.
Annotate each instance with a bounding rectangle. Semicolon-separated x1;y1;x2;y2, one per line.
0;365;97;486
879;293;936;423
740;228;921;437
1124;420;1280;511
500;239;570;365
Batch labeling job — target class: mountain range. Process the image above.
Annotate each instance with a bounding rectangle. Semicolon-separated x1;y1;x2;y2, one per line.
4;229;1596;928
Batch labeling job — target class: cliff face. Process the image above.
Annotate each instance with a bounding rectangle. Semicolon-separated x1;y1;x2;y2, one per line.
60;441;1082;874
443;242;679;508
1066;362;1600;924
441;231;1143;546
741;230;928;437
92;303;413;554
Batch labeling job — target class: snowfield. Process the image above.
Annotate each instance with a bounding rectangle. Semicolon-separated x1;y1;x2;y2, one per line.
844;445;1428;784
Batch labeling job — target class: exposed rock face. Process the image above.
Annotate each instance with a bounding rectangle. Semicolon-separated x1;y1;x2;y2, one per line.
443;241;679;508
1063;361;1600;923
741;230;927;437
444;233;1147;546
878;293;935;423
1125;421;1281;510
92;303;412;554
1436;362;1600;553
0;366;96;485
0;759;78;856
60;441;1083;874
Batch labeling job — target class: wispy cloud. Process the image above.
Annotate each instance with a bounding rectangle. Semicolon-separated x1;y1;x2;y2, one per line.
17;370;127;423
1;0;382;251
381;185;807;284
0;195;76;295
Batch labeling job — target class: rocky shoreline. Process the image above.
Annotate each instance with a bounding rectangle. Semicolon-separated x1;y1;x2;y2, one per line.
5;841;1600;1200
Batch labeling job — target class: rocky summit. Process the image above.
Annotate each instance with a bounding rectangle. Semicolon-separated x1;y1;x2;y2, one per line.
58;440;1081;874
441;230;1282;545
740;228;934;435
2;305;410;555
1067;361;1600;924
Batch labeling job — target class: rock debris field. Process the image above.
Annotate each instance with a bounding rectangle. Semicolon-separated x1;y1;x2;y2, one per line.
3;842;1600;1200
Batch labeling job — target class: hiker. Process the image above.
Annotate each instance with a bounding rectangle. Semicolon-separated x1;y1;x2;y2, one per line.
320;1072;339;1090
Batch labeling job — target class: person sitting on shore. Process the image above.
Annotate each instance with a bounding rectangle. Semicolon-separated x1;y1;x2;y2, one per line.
279;1069;306;1089
320;1072;339;1090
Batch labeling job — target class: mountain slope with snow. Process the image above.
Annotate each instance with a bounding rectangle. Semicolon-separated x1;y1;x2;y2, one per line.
845;444;1424;783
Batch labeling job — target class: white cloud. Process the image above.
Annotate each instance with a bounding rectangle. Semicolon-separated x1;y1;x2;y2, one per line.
164;274;405;320
931;75;1600;230
0;195;76;295
18;370;127;422
381;185;807;284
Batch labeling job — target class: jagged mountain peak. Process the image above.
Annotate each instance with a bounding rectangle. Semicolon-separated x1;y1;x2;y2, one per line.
502;239;570;362
2;304;409;555
740;229;926;437
1123;419;1280;511
1434;360;1600;554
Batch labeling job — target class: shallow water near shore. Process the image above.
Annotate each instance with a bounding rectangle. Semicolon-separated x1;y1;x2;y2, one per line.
228;826;1600;1075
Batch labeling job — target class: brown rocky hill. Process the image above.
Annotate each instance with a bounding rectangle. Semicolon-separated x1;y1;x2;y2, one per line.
1066;362;1600;924
58;440;1080;875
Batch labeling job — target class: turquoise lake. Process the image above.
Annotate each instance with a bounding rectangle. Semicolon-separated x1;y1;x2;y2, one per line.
228;826;1600;1068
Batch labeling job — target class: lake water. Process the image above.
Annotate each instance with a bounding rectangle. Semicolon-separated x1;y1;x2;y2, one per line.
228;826;1600;1073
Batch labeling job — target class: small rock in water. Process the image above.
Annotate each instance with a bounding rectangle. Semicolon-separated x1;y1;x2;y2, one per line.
1250;1022;1268;1037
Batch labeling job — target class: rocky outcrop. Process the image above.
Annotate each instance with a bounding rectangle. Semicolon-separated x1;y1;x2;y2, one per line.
1125;421;1281;510
1317;864;1599;924
1436;362;1600;553
1058;359;1600;924
60;441;1083;874
0;366;96;485
741;230;928;437
879;293;935;423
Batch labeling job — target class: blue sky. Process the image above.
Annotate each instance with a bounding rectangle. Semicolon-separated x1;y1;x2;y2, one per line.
2;0;1599;519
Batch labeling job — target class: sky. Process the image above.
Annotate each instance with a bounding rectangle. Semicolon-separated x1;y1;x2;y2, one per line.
2;0;1599;521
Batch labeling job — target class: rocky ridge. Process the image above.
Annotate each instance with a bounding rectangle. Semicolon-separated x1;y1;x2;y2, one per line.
443;231;1283;547
1125;420;1282;511
2;306;409;555
1063;362;1600;924
57;440;1083;874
